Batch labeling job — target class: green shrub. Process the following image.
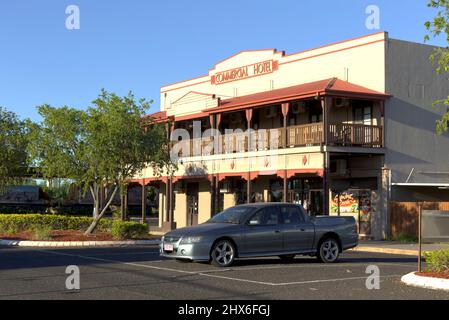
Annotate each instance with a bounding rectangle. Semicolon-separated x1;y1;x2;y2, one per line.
0;205;95;215
111;221;148;240
32;225;52;241
0;214;113;233
424;250;449;273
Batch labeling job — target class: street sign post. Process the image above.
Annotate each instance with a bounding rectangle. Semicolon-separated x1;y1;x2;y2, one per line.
418;203;422;273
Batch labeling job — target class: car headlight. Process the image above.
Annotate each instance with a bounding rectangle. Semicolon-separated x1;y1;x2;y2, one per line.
180;236;203;244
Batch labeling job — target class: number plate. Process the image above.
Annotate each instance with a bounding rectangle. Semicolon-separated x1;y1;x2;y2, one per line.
164;243;174;252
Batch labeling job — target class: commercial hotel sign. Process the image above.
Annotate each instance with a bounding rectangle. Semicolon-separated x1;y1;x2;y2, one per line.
211;60;278;85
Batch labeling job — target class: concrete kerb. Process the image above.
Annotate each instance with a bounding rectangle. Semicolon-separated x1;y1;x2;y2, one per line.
0;239;161;247
351;246;418;256
401;272;449;291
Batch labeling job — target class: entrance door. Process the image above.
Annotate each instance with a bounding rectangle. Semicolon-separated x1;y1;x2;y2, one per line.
308;190;323;216
186;183;199;226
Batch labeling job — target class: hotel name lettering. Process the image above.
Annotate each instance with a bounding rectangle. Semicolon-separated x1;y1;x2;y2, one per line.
212;60;278;85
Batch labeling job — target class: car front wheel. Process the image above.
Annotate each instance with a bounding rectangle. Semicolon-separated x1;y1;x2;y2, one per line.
211;239;235;267
317;238;340;263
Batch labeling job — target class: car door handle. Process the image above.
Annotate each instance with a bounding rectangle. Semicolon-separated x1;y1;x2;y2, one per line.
274;230;281;234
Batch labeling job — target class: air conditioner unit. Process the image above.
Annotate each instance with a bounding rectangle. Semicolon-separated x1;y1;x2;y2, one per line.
331;159;349;176
291;102;306;114
335;98;350;108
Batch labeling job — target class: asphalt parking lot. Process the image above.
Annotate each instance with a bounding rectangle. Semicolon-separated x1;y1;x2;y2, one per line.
1;245;448;300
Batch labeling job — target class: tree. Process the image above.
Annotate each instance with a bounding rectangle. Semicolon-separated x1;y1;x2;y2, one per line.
28;90;171;235
0;107;29;191
425;0;449;134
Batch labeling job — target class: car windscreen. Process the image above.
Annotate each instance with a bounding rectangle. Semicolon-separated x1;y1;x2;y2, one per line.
207;206;255;224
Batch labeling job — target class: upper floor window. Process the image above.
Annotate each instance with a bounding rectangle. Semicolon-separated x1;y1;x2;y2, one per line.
353;105;372;125
309;104;323;123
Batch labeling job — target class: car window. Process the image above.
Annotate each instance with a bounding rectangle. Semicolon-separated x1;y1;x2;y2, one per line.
247;206;280;226
281;206;304;224
208;206;255;224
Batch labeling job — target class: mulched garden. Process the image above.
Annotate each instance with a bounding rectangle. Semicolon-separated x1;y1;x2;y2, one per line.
416;271;449;280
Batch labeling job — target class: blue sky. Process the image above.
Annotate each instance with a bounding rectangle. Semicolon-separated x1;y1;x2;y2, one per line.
0;0;445;121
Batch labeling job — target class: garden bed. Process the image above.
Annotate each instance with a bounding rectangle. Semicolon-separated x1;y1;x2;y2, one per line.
0;230;159;242
416;271;449;280
0;214;154;241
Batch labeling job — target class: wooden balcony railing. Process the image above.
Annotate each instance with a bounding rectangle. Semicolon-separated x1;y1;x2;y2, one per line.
328;123;383;148
171;122;383;157
287;123;324;147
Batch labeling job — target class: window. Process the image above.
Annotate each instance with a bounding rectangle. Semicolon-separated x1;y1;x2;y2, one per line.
281;206;304;224
353;105;372;125
310;106;323;123
247;206;280;226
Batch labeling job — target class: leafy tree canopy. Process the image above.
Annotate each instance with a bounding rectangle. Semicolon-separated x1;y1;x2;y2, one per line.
0;107;30;189
28;90;172;233
425;0;449;134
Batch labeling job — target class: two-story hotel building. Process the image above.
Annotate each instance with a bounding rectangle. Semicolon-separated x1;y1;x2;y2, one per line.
135;31;449;240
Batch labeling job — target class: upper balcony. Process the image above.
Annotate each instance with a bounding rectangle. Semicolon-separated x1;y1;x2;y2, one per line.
171;122;383;158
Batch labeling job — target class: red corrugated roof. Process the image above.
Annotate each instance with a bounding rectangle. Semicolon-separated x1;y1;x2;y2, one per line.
144;111;167;119
207;78;390;113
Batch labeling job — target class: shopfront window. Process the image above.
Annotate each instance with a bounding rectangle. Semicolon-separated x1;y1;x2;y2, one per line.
287;178;323;216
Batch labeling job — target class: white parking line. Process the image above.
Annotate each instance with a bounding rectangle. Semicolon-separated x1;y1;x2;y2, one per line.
86;251;160;256
273;275;403;286
37;249;226;275
35;249;409;287
224;261;414;272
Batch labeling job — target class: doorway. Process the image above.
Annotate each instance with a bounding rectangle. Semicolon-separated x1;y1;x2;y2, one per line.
308;190;324;216
186;183;199;226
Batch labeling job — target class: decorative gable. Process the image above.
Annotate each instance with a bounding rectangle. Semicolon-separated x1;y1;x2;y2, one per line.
168;91;219;117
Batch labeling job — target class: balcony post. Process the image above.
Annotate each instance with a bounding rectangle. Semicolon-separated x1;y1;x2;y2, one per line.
321;97;330;215
245;109;253;151
380;100;385;147
321;96;331;145
216;113;222;153
283;170;288;203
210;114;216;215
246;109;253;204
281;103;290;148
